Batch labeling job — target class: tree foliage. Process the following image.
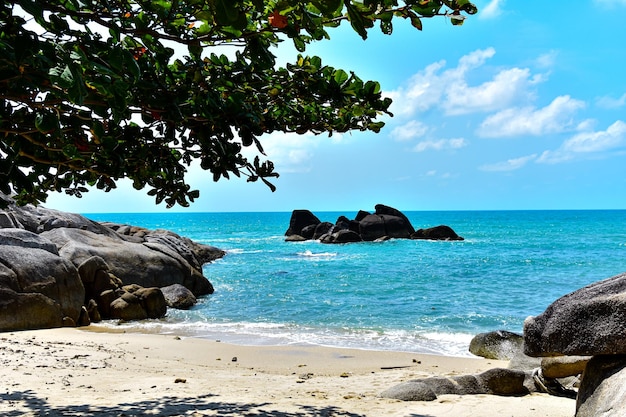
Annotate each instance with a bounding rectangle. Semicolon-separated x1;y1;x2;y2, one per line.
0;0;477;208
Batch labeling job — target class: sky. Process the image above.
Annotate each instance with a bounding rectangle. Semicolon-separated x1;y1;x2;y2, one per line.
46;0;626;213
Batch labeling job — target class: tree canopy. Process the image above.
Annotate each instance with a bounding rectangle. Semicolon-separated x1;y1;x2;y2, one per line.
0;0;477;208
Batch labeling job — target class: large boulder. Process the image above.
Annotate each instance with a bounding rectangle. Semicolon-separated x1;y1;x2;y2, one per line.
0;193;225;331
524;272;626;357
469;330;524;360
285;210;320;237
412;225;464;241
41;227;214;296
162;283;197;309
575;355;626;417
380;368;530;401
0;230;85;331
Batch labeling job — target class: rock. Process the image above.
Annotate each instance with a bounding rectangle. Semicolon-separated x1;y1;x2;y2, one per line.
0;241;84;331
380;368;529;401
42;227;214;296
313;222;334;240
358;214;387;241
524;272;626;357
412;225;464;241
162;284;197;309
285;210;320;237
541;356;590;379
469;330;524;360
284;205;462;244
285;234;307;242
319;229;363;244
134;287;167;319
110;297;148;321
380;381;437;401
0;288;64;330
576;355;626;417
1;193;224;331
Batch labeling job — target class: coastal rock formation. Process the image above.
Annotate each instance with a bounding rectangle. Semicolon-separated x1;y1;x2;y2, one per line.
0;194;225;331
380;368;530;401
285;204;463;243
523;272;626;416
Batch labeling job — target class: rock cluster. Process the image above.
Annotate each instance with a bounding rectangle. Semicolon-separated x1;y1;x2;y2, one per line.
381;329;582;402
524;272;626;416
285;204;463;244
0;194;225;332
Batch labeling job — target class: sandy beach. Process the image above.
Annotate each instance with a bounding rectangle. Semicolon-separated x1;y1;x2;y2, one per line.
0;327;575;417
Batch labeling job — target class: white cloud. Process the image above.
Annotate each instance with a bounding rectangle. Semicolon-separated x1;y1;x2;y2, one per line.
389;48;546;117
537;120;626;163
479;154;537;172
480;0;505;19
443;67;537;115
477;95;586;137
596;93;626;109
390;120;429;141
244;131;342;173
412;138;468;152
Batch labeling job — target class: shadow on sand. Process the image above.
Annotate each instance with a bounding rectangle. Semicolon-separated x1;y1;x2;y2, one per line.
1;390;370;416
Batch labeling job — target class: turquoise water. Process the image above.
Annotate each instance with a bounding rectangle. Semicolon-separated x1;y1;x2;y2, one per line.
86;210;626;356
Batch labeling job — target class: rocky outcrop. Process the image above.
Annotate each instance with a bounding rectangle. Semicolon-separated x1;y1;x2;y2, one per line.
523;272;626;416
0;194;225;332
285;204;463;244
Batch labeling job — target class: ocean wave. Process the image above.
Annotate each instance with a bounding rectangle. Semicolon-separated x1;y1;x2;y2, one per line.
296;250;337;258
92;318;476;357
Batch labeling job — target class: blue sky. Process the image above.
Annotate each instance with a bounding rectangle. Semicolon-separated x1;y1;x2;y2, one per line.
47;0;626;213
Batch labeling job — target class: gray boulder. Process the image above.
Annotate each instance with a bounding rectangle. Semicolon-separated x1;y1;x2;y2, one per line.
576;355;626;417
1;194;224;331
0;230;84;331
524;272;626;357
41;227;214;296
380;368;529;401
162;283;197;309
470;330;524;360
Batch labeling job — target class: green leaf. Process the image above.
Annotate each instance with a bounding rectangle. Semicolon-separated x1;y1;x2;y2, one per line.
333;69;349;85
213;0;240;25
35;111;59;134
345;2;367;40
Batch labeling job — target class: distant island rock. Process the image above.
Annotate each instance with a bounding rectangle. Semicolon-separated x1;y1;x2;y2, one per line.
0;193;225;332
285;204;464;244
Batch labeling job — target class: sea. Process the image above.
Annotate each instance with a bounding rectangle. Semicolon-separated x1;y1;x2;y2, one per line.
85;210;626;357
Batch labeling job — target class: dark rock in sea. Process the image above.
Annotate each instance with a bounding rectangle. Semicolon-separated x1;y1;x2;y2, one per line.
524;272;626;357
412;225;464;241
284;209;320;237
0;193;225;332
319;229;363;244
469;330;524;360
284;204;462;244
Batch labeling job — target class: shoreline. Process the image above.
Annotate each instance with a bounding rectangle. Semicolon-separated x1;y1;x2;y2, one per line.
1;327;576;416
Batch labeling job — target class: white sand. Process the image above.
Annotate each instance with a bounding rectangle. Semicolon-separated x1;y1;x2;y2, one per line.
0;328;575;416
